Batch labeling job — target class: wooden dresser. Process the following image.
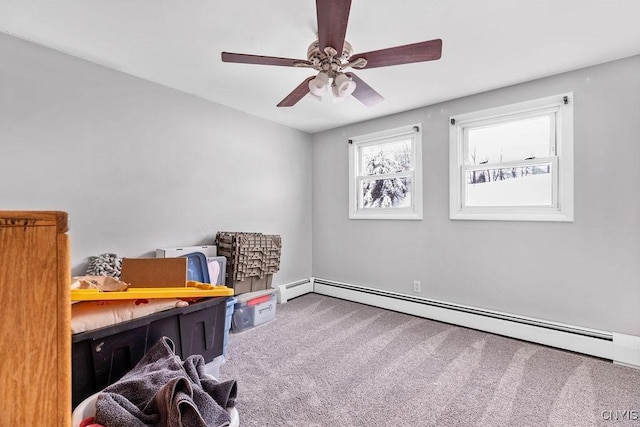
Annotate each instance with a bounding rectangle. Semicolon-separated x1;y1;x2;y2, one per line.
0;211;71;425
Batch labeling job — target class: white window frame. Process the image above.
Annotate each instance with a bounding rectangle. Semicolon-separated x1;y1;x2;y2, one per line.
449;93;574;222
349;124;423;220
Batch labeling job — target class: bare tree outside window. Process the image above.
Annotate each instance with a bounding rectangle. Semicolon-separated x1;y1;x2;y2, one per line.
450;93;573;221
467;116;551;185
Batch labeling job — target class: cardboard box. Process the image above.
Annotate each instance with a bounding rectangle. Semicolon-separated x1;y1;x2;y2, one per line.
120;258;187;288
155;245;217;258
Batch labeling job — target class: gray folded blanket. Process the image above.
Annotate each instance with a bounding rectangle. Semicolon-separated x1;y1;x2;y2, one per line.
94;337;237;427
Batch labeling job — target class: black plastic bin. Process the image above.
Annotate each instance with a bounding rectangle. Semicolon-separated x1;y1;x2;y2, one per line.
72;297;227;408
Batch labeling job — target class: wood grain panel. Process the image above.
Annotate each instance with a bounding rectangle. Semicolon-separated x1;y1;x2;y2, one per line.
57;233;71;425
0;211;70;425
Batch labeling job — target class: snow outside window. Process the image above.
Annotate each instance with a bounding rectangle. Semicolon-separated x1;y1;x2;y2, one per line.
449;93;574;221
349;124;423;220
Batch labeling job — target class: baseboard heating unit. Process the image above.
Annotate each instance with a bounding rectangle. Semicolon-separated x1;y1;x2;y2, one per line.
276;278;314;304
303;277;639;368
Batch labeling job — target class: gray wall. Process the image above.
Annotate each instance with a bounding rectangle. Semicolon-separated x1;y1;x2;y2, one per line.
2;31;638;336
312;55;640;335
0;33;312;284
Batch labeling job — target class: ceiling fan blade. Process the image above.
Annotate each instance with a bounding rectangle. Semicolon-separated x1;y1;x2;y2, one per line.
221;52;310;67
316;0;352;57
350;39;442;69
277;76;315;107
345;72;384;106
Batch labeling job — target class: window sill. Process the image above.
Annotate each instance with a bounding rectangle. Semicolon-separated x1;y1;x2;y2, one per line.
350;210;423;220
450;209;573;222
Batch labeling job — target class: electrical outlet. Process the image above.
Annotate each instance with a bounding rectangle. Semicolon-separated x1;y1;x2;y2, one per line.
413;280;421;293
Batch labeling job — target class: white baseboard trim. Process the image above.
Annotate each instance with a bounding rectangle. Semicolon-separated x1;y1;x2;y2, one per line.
275;277;639;368
312;277;623;363
612;333;640;368
276;278;314;304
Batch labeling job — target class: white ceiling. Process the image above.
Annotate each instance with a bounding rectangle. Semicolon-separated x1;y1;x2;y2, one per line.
2;0;640;134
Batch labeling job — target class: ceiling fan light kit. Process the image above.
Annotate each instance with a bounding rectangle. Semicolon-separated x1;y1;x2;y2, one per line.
221;0;442;108
308;71;329;96
334;73;356;97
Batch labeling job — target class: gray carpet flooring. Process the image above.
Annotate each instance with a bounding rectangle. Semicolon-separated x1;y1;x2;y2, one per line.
219;294;640;426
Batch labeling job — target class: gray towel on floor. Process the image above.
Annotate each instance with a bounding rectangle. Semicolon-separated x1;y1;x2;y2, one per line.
94;337;237;427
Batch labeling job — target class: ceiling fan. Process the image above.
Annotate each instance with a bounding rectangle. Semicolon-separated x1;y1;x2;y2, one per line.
221;0;442;107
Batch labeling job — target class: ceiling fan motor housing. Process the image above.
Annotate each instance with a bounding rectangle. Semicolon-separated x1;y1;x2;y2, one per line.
306;39;355;79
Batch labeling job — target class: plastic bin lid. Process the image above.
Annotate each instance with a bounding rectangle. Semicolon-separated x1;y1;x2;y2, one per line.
181;252;210;283
234;288;276;304
70;283;234;301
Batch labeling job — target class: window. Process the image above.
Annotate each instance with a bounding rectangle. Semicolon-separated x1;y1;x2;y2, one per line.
349;124;423;220
449;93;574;221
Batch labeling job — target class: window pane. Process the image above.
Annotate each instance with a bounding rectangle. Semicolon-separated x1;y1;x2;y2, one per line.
465;163;553;207
467;115;552;164
361;177;412;208
361;139;412;175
